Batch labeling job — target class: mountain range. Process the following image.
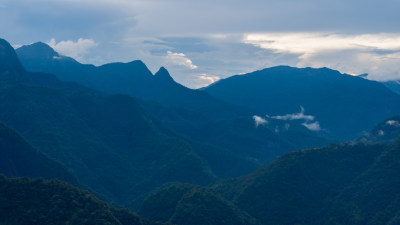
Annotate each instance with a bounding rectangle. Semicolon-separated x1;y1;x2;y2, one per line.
1;37;400;224
15;41;331;166
0;38;222;209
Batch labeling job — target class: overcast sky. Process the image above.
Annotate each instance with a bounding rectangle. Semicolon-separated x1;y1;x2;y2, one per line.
1;0;400;88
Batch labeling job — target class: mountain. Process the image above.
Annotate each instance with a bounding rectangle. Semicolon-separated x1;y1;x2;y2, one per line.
204;66;400;140
143;140;400;225
140;183;261;225
360;115;400;143
0;175;164;225
0;121;77;184
383;80;400;95
214;141;400;225
0;38;221;209
16;42;248;119
15;40;331;168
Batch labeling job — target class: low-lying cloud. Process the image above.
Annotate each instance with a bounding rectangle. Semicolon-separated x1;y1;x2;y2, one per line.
253;115;268;127
386;120;400;127
271;106;321;132
302;121;321;132
271;106;314;121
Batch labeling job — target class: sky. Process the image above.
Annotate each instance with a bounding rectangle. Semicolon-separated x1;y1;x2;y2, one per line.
1;0;400;88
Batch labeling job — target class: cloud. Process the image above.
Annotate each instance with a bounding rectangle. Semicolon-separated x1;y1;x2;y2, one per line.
165;51;198;69
48;38;98;62
243;32;400;81
302;121;321;132
243;33;400;55
194;73;221;88
270;106;321;131
386;120;400;127
271;106;315;121
253;115;268;127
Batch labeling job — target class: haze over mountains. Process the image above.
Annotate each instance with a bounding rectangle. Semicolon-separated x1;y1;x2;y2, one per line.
1;37;400;224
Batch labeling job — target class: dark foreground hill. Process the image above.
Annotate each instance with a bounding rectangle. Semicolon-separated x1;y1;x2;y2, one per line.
0;175;165;225
140;183;261;225
205;66;400;140
0;121;77;184
141;139;400;225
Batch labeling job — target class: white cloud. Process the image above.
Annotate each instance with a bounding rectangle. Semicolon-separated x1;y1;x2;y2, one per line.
271;106;314;121
194;73;221;88
386;120;400;127
47;38;98;62
243;33;400;55
165;51;198;69
302;121;321;131
253;115;268;127
243;32;400;81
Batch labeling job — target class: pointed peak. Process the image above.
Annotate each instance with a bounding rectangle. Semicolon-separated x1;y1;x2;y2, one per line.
155;67;175;82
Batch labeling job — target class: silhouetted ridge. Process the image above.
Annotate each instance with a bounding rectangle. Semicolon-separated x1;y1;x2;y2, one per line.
17;42;59;60
0;175;165;225
0;38;27;82
155;67;175;83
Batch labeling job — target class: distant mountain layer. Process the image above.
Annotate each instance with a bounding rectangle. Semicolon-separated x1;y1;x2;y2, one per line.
16;42;248;119
0;175;163;225
361;115;400;143
141;140;400;225
0;121;77;184
15;41;332;165
204;66;400;140
0;38;224;209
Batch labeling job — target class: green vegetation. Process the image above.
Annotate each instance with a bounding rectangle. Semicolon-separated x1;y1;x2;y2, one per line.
0;175;164;225
142;141;400;225
0;121;77;184
140;183;261;225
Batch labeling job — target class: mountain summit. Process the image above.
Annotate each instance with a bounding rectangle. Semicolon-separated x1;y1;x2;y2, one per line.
154;66;175;83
